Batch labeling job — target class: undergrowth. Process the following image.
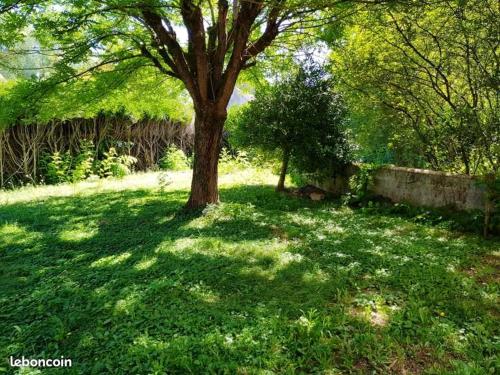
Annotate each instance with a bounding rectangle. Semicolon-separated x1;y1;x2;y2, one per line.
0;170;498;374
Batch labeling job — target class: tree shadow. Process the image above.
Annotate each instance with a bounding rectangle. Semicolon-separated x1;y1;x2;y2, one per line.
0;183;498;373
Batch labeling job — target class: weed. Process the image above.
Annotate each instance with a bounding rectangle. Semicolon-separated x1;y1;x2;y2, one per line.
0;170;498;374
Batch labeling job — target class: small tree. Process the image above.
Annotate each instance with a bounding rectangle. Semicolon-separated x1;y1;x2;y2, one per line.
234;64;351;191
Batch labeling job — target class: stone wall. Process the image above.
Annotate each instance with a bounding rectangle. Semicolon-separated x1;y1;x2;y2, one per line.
316;165;489;212
371;166;486;211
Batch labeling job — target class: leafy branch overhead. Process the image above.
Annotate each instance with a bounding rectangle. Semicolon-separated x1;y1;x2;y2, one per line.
6;1;397;108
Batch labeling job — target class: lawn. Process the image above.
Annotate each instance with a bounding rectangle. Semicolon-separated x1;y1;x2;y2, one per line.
0;170;498;374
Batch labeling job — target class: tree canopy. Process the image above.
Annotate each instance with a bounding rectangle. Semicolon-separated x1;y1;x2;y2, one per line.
0;68;192;129
331;0;499;174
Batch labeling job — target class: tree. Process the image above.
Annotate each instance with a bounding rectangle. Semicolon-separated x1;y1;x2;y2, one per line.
2;0;401;208
0;1;22;14
232;64;350;191
331;0;499;174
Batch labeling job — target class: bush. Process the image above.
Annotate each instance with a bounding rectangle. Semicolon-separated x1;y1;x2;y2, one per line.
218;149;250;174
40;142;137;184
43;151;72;184
231;63;351;191
98;147;137;178
159;145;190;171
342;164;380;205
72;140;95;182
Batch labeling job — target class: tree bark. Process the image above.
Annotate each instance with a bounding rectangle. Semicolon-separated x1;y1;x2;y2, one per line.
483;173;496;238
276;149;290;192
186;107;226;209
139;3;285;208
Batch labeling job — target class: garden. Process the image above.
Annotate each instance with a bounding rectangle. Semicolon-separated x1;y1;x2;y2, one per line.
1;169;498;374
0;1;498;374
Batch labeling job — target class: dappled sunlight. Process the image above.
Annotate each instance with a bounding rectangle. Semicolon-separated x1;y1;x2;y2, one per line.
218;168;276;188
0;223;33;247
349;307;390;328
0;171;194;206
59;225;98;243
238;266;276;282
302;268;330;284
180;218;210;230
188;282;221;304
166;237;198;253
381;224;420;238
278;251;304;266
348;291;400;328
90;252;132;268
114;292;142;315
0;172;498;373
133;256;158;271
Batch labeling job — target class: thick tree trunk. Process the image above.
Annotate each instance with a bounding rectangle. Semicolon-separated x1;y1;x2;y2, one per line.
276;149;290;192
186;108;226;209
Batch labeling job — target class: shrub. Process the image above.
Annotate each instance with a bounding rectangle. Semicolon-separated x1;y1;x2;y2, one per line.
159;145;190;171
43;151;72;184
232;63;351;191
218;149;250;174
343;164;380;205
72;140;95;182
98;148;137;178
40;142;137;184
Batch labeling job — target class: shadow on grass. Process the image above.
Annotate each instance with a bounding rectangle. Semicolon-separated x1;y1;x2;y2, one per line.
0;183;498;373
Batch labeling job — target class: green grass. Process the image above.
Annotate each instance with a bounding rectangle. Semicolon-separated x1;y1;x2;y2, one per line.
1;170;498;374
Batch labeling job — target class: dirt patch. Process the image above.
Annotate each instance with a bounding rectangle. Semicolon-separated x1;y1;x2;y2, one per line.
270;225;289;241
388;347;432;374
462;251;500;284
388;346;457;375
353;358;371;372
370;311;388;327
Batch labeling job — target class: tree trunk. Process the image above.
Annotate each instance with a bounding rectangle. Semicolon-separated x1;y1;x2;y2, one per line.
483;173;496;238
186;108;226;209
276;149;290;192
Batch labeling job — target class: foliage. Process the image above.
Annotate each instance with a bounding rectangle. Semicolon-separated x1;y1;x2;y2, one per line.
0;0;365;133
40;141;137;185
477;173;500;236
71;140;95;183
218;149;251;175
0;68;192;129
343;99;427;168
232;64;351;188
481;175;500;209
343;164;381;206
42;151;72;185
159;145;190;171
98;148;137;179
330;0;499;175
0;170;498;374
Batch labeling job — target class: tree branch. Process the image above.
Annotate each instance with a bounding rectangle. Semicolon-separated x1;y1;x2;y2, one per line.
140;7;199;103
